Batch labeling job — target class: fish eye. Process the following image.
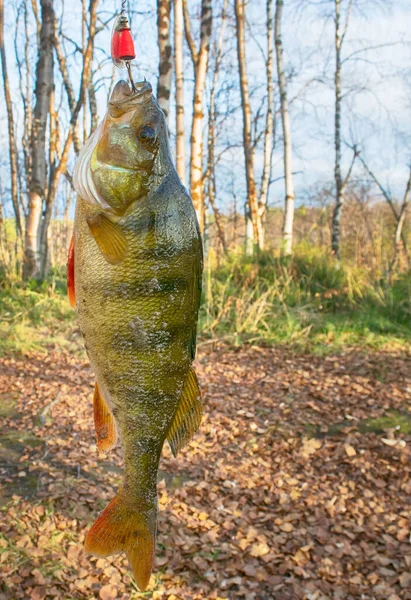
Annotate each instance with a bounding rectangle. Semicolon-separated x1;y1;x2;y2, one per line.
138;125;156;143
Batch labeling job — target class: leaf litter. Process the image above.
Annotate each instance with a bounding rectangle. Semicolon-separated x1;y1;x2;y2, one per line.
0;344;410;600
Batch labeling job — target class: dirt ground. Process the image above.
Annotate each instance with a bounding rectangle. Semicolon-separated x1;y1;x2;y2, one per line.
0;345;410;600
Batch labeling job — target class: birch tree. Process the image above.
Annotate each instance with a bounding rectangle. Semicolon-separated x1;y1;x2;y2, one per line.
0;0;24;240
275;0;294;255
183;0;212;232
235;0;274;252
23;0;55;279
174;0;185;183
157;0;172;121
330;0;359;259
206;0;228;254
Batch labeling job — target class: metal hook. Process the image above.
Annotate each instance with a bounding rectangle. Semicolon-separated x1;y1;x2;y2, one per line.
121;0;127;14
126;61;137;93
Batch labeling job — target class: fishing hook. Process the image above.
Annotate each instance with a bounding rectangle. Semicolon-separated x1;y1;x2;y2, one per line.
126;60;137;93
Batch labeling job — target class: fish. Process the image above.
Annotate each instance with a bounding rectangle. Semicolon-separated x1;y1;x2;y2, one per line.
68;79;203;591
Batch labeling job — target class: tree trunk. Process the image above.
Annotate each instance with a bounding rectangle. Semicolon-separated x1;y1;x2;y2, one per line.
174;0;185;183
235;0;264;251
23;0;54;280
39;85;58;276
0;0;24;239
23;1;33;185
260;0;275;222
88;76;98;135
275;0;295;256
207;0;228;255
331;0;343;258
157;0;172;121
245;207;254;256
185;0;212;233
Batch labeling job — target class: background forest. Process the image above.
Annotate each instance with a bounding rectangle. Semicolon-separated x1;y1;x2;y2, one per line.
0;3;411;600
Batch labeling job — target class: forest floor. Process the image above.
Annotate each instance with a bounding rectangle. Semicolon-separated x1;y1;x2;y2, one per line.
0;344;410;600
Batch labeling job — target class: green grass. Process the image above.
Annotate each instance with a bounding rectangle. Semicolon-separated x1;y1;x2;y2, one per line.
0;267;79;356
199;248;411;352
1;248;411;355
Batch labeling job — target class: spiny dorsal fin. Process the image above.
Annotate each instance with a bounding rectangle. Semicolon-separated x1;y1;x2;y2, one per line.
167;368;202;457
86;213;128;264
93;382;118;452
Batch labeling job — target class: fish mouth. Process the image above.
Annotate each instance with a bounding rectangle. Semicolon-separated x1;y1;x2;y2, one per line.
109;80;153;117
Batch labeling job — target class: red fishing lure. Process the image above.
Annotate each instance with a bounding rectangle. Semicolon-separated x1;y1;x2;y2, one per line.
111;13;136;68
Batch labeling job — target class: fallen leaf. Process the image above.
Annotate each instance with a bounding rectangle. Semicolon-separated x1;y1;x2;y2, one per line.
344;444;356;457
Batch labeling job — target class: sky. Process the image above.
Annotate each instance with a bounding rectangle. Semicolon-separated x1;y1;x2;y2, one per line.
1;0;410;218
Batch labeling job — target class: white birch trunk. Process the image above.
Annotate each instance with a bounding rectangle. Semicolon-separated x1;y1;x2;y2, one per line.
188;0;212;233
235;0;264;251
157;0;172;121
0;0;24;239
23;0;54;280
275;0;295;256
207;0;228;254
259;0;274;220
331;0;343;258
174;0;185;183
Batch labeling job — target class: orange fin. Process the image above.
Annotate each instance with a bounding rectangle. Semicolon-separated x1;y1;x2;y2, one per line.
93;383;117;452
85;493;156;592
86;213;128;265
167;367;202;457
67;235;76;308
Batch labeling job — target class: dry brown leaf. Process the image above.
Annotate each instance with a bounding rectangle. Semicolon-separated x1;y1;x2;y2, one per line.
250;542;270;557
99;584;118;600
344;444;356;457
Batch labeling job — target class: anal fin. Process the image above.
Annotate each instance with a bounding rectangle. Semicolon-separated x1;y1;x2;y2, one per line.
167;367;202;457
93;383;118;452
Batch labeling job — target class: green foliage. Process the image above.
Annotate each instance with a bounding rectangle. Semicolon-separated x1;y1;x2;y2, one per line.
199;248;411;351
0;267;78;356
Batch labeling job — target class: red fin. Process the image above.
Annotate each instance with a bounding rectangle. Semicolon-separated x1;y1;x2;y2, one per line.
85;493;156;591
93;383;117;452
67;235;76;308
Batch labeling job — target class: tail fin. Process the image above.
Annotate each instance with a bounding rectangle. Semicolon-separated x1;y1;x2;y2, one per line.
85;493;157;591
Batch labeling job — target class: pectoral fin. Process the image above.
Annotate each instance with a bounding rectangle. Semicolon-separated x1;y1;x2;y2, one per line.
167;368;202;457
67;235;76;308
87;213;128;264
93;383;118;452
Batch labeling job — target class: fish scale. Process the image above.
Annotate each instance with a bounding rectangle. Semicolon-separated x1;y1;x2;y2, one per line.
70;79;203;591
